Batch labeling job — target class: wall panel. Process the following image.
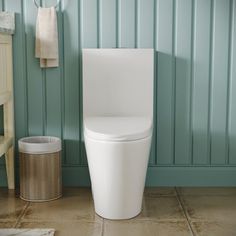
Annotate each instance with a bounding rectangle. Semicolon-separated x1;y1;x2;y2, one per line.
229;0;236;164
24;0;44;136
0;0;236;186
192;0;211;164
81;0;98;48
43;0;62;140
100;0;117;48
210;0;230;164
62;0;80;164
139;0;154;48
120;0;135;48
174;0;192;164
156;0;175;164
0;0;3;11
4;0;28;142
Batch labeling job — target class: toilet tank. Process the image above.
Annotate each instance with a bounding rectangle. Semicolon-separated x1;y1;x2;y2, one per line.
82;49;154;118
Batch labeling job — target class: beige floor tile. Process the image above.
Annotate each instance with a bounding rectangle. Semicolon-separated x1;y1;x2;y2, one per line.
104;220;192;236
180;195;236;222
21;189;101;223
147;221;192;236
18;221;102;236
191;221;236;236
104;220;151;236
0;222;16;228
0;195;27;222
144;187;176;197
137;196;185;221
177;187;236;196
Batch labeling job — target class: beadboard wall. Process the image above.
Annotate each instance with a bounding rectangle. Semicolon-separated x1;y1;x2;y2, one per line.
0;0;236;186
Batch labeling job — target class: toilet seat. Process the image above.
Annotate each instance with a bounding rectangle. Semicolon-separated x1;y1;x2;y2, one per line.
84;116;152;141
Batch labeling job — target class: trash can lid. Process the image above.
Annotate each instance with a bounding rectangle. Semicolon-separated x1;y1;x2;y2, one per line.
18;136;61;154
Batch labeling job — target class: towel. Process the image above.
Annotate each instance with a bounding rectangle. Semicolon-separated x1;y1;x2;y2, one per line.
35;7;59;68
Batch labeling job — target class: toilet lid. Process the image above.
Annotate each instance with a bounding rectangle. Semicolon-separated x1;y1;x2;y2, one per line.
84;116;152;141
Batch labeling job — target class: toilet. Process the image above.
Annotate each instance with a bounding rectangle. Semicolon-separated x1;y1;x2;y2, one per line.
82;49;154;220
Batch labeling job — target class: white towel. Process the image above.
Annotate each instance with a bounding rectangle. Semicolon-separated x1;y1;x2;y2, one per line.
35;7;59;68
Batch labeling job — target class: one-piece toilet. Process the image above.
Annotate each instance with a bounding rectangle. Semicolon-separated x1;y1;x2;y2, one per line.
82;49;154;220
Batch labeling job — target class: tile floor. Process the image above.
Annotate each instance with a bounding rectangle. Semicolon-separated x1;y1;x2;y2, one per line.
0;187;236;236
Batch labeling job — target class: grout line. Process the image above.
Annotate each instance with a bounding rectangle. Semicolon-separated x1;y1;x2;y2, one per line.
175;187;196;236
14;202;30;228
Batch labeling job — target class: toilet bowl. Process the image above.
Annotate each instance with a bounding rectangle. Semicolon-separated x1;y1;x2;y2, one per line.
82;49;154;219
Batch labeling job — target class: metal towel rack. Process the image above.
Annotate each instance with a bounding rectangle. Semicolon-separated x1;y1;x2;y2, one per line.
34;0;61;8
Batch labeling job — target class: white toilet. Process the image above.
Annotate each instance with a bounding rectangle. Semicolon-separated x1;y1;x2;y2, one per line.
82;49;154;220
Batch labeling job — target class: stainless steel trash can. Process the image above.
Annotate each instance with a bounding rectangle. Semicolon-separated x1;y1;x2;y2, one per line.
18;136;62;202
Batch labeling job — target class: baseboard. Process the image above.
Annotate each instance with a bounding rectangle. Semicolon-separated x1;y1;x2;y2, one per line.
1;166;236;187
0;166;7;186
62;166;91;186
146;166;236;186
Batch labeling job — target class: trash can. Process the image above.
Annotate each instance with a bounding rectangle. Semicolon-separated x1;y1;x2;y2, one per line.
18;136;62;202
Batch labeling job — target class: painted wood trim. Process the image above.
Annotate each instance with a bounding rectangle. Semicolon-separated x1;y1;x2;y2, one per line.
0;92;12;106
0;32;15;189
1;165;236;187
0;136;13;157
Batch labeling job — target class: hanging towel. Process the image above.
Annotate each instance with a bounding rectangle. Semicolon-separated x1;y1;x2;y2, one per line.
35;7;59;68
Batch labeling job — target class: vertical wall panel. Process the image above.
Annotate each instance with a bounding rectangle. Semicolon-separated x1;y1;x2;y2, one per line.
1;0;236;186
81;0;99;164
100;0;116;47
43;0;62;138
210;0;230;164
24;0;44;135
139;0;154;48
82;0;98;48
229;0;236;164
139;0;155;163
79;0;86;165
156;0;174;164
152;0;158;165
5;0;28;141
63;0;80;164
192;0;211;164
149;0;157;165
0;0;3;11
174;0;192;164
120;0;135;48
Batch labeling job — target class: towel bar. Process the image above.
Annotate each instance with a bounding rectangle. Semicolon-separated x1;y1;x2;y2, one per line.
34;0;60;8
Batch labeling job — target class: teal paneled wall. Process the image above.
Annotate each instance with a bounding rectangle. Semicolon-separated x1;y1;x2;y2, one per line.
0;0;236;186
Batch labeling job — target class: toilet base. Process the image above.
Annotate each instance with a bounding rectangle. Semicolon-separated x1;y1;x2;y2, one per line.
95;209;142;220
84;134;152;220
